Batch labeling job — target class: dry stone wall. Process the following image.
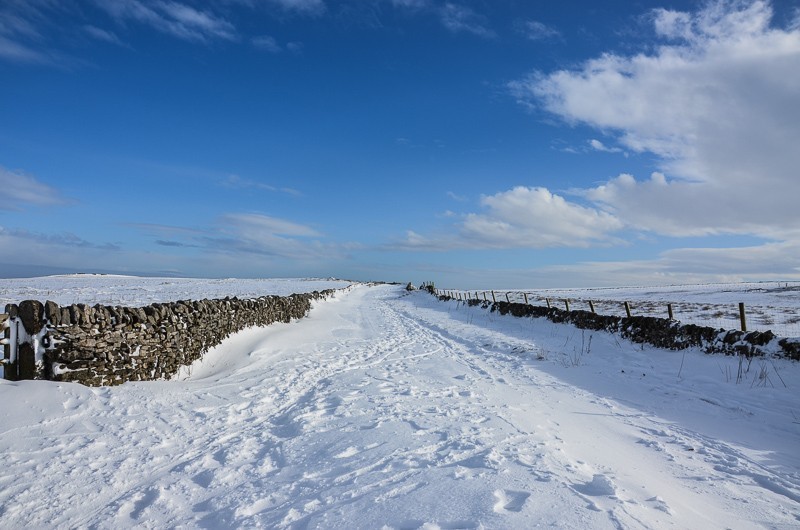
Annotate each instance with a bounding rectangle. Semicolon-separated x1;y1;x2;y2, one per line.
4;289;340;386
439;295;800;361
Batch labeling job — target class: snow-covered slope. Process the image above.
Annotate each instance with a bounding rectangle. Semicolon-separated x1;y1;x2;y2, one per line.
0;275;352;307
1;285;798;528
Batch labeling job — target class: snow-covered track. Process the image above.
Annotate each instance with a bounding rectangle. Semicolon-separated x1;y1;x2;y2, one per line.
1;284;798;528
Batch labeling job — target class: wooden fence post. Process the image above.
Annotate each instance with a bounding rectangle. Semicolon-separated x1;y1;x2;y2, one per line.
739;302;747;332
546;298;551;309
589;301;595;313
491;291;496;303
505;292;510;303
482;292;487;301
624;301;632;318
564;299;570;311
667;303;674;320
523;293;528;305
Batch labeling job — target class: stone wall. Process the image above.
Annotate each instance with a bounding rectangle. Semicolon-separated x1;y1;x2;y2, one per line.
437;295;800;361
3;289;341;386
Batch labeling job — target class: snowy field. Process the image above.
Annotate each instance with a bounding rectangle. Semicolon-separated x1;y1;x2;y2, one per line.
1;284;799;528
0;275;353;307
455;282;800;337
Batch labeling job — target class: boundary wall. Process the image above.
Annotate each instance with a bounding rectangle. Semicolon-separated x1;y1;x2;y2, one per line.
2;289;341;386
436;295;800;361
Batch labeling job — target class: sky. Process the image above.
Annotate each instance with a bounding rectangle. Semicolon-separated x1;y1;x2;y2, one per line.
1;0;799;289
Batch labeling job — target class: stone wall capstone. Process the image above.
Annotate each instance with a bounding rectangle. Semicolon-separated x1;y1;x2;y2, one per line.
4;289;341;386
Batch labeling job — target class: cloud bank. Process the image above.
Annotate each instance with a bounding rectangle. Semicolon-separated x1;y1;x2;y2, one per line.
515;0;800;240
410;1;800;254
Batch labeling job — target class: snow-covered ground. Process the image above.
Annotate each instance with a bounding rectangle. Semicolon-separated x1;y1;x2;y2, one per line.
1;284;798;528
455;282;800;337
0;275;352;308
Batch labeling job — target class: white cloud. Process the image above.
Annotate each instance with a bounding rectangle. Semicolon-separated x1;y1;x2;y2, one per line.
439;3;494;38
0;34;47;62
401;186;623;251
220;174;301;196
136;213;338;262
525;239;800;287
391;0;428;10
588;139;624;154
0;2;55;63
461;187;623;248
83;25;124;45
267;0;325;14
519;20;559;40
93;0;237;42
509;0;800;241
251;35;282;53
0;166;67;209
221;213;320;238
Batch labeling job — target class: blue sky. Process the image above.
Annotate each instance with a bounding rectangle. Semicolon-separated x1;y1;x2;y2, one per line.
1;0;799;288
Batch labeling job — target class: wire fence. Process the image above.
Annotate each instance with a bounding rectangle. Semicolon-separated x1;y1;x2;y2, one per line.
436;288;800;339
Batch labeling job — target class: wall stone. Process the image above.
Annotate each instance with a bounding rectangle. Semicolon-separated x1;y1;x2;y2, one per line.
442;296;799;361
5;289;340;386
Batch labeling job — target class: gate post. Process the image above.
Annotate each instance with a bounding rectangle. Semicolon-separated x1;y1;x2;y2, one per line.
1;313;17;380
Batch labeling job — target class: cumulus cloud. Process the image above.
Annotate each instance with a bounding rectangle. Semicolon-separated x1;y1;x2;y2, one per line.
509;0;800;241
0;166;67;209
401;186;623;250
404;1;800;264
460;187;623;248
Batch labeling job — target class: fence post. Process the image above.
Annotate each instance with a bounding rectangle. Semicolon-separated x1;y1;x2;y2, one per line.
523;293;528;305
491;291;496;303
739;302;747;332
667;303;674;320
505;292;510;303
546;298;551;309
564;299;570;312
482;292;487;301
624;301;632;318
589;301;595;314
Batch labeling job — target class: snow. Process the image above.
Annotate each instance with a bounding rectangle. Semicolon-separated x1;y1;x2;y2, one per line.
0;275;352;308
1;284;799;528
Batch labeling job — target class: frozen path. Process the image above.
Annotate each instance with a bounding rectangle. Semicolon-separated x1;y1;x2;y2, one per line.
1;284;798;528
